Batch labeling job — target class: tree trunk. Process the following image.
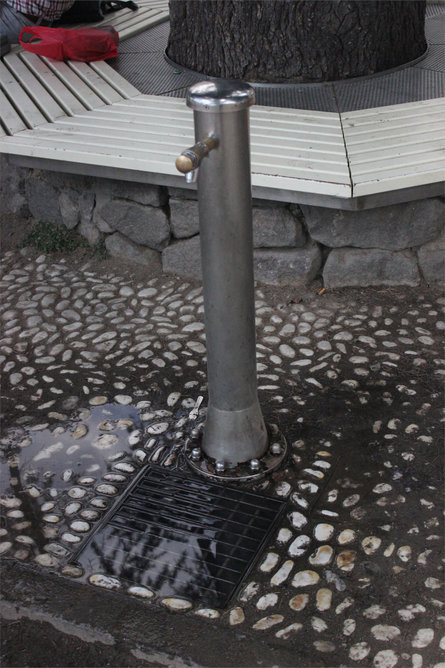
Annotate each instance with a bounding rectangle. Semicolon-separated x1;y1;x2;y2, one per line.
167;0;427;83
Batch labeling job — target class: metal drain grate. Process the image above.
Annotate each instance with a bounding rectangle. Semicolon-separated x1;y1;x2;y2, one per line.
76;466;286;607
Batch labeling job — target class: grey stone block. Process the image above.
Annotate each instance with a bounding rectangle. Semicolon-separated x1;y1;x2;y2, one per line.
253;243;322;285
93;191;114;233
98;199;170;250
417;227;445;282
80;192;95;226
253;205;305;248
26;178;62;226
302;198;445;250
162;235;202;280
323;248;420;288
78;219;101;247
59;189;80;229
97;179;167;207
169;198;200;238
168;186;198;201
42;170;91;193
105;232;161;269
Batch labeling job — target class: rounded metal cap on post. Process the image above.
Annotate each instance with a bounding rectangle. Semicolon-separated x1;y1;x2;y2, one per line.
186;80;255;113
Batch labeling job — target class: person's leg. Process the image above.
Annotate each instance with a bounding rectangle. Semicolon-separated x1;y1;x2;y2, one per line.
0;2;34;52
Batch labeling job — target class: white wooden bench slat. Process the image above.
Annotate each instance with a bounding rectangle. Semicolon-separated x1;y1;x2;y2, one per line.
88;61;141;99
15;119;349;167
66;61;126;105
352;165;445;197
2;52;67;122
342;122;445;146
1;132;352;198
342;99;445;195
2;113;350;185
351;150;445;175
0;90;27;135
40;57;106;110
19;52;87;115
52;111;346;149
0;61;47;128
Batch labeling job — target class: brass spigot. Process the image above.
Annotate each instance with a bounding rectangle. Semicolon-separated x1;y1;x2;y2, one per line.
175;136;217;182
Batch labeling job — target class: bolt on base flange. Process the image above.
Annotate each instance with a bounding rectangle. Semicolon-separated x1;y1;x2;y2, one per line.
184;424;288;482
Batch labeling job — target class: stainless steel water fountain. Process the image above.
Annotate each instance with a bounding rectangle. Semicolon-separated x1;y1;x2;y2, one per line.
176;80;287;481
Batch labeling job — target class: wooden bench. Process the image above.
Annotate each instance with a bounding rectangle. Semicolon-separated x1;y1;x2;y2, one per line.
1;1;444;210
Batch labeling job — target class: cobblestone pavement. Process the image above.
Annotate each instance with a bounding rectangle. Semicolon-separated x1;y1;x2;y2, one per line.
0;249;444;667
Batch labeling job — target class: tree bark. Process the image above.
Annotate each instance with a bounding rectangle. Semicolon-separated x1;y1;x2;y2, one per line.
167;0;427;83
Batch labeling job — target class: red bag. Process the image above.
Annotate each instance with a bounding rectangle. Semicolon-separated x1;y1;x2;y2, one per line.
19;25;119;62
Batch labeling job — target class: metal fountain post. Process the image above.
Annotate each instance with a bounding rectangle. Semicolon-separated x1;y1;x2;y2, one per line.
176;81;287;481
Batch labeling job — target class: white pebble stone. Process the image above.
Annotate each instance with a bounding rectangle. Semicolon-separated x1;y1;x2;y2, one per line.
343;618;356;635
314;523;334;541
0;496;21;509
397;604;426;621
195;608;220;619
275;623;302;639
42;514;61;524
337;551;356;571
89;396;108;406
146;422;169;435
35;553;58;567
371;625;401;641
68;487;87;499
65;502;81;516
61;533;81;543
373;649;399;668
309;545;334;566
289;511;307;529
425;577;441;589
363;605;387;619
311;617;328;632
239;582;259;602
289;594;309;611
338;529;356;544
114;395;132;405
128;586;154;599
349;643;371;661
70;520;90;533
316;588;332;611
92;434;118;450
397;545;412;562
343;494;360;507
288;535;311;557
412;628;434;648
277;528;292;544
362;536;382;554
292;570;320;588
279;344;295;358
95;484;118;496
0;542;13;555
314;641;336;653
229;607;245;625
167;392;181;406
373;483;393;494
89;574;121;590
260;552;279;572
275;482;291;497
271;560;294;586
256;593;278;610
72;424;88;439
252;615;283;630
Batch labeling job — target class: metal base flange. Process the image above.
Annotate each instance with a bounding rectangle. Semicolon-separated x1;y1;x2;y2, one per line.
184;424;288;482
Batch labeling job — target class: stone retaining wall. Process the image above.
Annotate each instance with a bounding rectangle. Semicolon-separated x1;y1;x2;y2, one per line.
2;159;444;287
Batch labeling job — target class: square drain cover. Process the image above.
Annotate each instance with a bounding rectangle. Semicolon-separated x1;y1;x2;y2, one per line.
76;466;286;607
